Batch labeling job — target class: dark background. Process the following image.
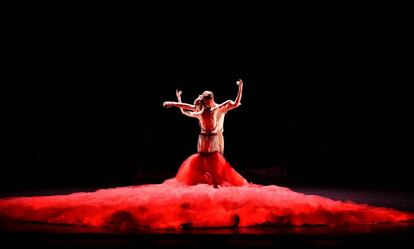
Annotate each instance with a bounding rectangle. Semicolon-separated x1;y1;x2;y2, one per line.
2;1;413;194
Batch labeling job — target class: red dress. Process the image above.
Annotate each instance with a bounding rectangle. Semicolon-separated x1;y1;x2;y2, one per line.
176;152;247;187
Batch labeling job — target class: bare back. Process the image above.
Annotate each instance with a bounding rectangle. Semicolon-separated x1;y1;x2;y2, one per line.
198;104;227;133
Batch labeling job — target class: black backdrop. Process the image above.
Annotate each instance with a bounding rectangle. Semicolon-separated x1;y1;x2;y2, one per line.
2;1;413;193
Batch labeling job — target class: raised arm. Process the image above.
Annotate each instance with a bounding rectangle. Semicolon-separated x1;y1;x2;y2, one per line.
176;90;198;117
234;79;243;107
163;90;201;118
218;79;244;111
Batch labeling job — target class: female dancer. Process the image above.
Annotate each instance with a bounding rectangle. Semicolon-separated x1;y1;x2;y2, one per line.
162;80;247;187
163;79;243;155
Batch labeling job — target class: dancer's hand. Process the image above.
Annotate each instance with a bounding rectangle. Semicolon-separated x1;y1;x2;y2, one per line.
176;90;182;102
236;79;243;86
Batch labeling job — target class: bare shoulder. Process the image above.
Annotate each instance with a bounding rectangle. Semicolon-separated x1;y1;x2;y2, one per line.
212;100;233;111
220;100;233;106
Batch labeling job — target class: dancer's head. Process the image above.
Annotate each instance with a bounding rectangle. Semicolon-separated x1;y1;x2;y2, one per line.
201;91;214;107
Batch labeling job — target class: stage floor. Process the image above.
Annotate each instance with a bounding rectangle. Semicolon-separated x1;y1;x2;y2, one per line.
1;186;413;248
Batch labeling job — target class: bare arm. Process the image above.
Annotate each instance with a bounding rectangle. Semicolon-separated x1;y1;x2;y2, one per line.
163;101;196;111
180;106;203;118
162;90;201;118
176;90;198;117
218;79;244;111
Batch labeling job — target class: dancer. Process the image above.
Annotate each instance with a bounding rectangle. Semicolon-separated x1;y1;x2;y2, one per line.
0;79;412;229
163;79;243;155
163;80;246;187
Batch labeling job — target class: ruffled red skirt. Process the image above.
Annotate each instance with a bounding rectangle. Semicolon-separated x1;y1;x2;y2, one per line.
175;152;247;187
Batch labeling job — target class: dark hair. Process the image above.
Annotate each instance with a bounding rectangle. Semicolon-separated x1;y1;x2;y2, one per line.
202;91;214;100
194;98;203;111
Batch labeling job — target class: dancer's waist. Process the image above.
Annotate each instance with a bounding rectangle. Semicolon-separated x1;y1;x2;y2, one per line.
199;131;222;136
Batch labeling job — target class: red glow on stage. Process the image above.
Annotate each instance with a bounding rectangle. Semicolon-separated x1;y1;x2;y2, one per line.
0;170;412;230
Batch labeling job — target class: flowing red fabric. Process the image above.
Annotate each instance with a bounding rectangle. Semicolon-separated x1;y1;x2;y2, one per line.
0;153;413;229
176;152;247;187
